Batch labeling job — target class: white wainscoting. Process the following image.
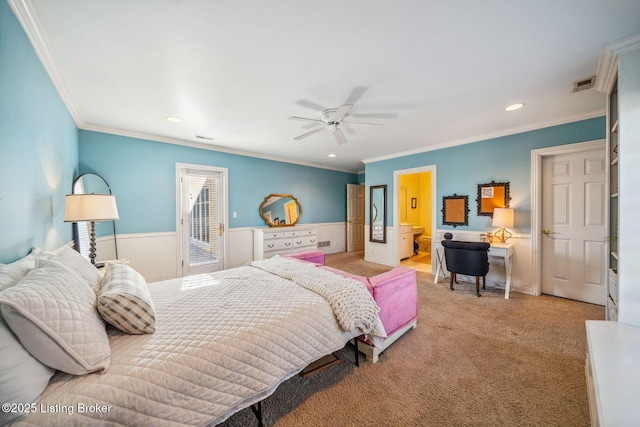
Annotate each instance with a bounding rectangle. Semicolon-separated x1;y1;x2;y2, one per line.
363;226;533;295
97;222;348;282
98;232;177;283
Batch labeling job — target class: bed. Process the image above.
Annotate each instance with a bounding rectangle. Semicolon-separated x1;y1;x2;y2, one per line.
0;249;385;426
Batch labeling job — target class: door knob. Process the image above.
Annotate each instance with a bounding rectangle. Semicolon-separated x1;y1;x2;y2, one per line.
542;229;558;235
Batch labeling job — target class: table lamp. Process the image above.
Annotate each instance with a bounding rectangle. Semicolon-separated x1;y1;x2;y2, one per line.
64;194;119;266
492;208;514;243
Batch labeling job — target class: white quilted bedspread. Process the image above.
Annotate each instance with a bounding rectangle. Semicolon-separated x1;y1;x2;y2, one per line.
17;265;366;426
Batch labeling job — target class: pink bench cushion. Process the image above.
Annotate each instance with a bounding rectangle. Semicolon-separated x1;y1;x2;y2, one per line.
369;268;418;335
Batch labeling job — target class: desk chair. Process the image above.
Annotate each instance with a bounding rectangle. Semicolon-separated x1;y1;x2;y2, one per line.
441;240;490;297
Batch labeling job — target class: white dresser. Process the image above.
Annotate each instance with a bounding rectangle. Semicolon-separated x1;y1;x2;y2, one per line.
253;226;318;260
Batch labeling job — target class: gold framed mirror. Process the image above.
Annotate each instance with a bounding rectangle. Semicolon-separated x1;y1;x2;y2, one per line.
476;181;510;217
259;194;301;227
442;194;469;227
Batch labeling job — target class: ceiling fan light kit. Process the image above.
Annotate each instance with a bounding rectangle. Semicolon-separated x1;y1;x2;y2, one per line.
289;101;387;145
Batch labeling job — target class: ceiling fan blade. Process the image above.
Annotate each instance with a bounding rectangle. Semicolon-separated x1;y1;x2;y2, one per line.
350;112;398;119
289;116;324;123
343;125;357;136
294;127;325;140
343;120;384;126
333;104;353;122
303;121;323;129
344;86;368;105
333;128;348;145
295;99;327;111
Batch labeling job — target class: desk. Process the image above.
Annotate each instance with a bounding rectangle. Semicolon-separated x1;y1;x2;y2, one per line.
434;241;514;299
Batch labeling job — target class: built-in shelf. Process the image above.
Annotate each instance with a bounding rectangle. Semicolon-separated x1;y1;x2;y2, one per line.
610;119;619;133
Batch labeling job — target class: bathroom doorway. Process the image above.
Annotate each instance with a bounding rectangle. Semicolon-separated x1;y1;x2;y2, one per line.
394;166;436;273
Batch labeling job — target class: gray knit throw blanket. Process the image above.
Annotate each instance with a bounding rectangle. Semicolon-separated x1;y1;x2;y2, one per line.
251;256;386;340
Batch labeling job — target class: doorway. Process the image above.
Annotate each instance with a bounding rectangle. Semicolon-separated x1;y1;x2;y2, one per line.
394;165;437;272
176;163;228;277
531;140;606;304
346;183;365;253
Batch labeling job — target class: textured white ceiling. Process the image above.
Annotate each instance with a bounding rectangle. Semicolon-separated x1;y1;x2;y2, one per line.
17;0;640;171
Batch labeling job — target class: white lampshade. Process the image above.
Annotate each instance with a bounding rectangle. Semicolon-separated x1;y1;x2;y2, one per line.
64;194;119;222
492;208;514;228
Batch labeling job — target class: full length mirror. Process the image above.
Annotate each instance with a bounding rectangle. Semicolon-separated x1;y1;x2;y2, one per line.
72;173;118;261
259;194;302;227
476;181;510;217
370;185;387;243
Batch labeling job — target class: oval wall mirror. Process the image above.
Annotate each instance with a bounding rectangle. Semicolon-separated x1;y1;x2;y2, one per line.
259;194;302;227
72;173;119;260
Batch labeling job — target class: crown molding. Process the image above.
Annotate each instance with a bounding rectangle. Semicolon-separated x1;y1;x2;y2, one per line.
81;123;358;174
8;0;84;126
595;32;640;93
362;109;604;165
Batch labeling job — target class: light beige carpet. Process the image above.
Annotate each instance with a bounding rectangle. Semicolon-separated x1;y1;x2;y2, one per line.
221;251;604;426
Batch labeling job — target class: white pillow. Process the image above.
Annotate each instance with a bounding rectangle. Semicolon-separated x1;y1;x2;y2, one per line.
45;246;102;295
0;247;55;292
98;263;156;334
0;248;57;425
0;261;111;375
0;317;55;426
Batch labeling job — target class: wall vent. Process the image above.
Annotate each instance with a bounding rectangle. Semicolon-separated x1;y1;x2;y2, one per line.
573;76;596;92
318;241;331;248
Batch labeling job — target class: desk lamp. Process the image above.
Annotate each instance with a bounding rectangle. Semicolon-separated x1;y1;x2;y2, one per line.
492;208;514;243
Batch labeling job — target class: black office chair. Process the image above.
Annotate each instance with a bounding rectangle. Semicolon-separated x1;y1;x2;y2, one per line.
441;240;490;297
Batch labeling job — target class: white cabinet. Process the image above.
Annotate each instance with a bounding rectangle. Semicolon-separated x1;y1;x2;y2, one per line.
585;321;640;426
399;224;414;260
253;227;318;260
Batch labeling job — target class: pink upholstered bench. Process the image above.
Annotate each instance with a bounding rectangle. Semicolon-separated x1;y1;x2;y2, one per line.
285;251;418;362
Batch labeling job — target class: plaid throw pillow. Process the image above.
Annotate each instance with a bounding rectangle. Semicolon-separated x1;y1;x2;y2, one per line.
98;263;156;334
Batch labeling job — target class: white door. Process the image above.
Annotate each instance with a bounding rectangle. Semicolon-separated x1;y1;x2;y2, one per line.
179;167;226;276
541;149;606;304
346;184;365;252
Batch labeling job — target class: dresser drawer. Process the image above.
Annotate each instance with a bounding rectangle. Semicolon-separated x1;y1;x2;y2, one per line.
264;239;293;251
284;229;316;238
293;235;317;248
264;231;285;239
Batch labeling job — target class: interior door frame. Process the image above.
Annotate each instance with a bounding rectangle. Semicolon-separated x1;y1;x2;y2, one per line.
392;164;437;269
530;139;606;296
346;183;365;252
175;162;229;277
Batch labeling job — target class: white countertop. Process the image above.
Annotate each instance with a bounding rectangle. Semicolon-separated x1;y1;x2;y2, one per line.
586;320;640;426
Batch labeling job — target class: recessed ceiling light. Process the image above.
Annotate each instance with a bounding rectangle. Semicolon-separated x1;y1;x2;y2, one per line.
504;103;525;111
166;116;181;123
328;153;337;158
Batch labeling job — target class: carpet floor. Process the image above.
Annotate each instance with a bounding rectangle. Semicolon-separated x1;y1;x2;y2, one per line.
220;251;604;426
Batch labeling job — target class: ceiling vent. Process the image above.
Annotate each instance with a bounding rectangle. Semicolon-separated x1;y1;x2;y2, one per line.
573;76;596;92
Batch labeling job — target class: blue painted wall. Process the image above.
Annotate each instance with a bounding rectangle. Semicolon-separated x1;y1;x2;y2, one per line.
0;1;78;263
365;117;606;233
79;130;358;235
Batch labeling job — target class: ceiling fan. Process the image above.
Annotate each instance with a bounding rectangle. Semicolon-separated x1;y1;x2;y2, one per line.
288;87;393;145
